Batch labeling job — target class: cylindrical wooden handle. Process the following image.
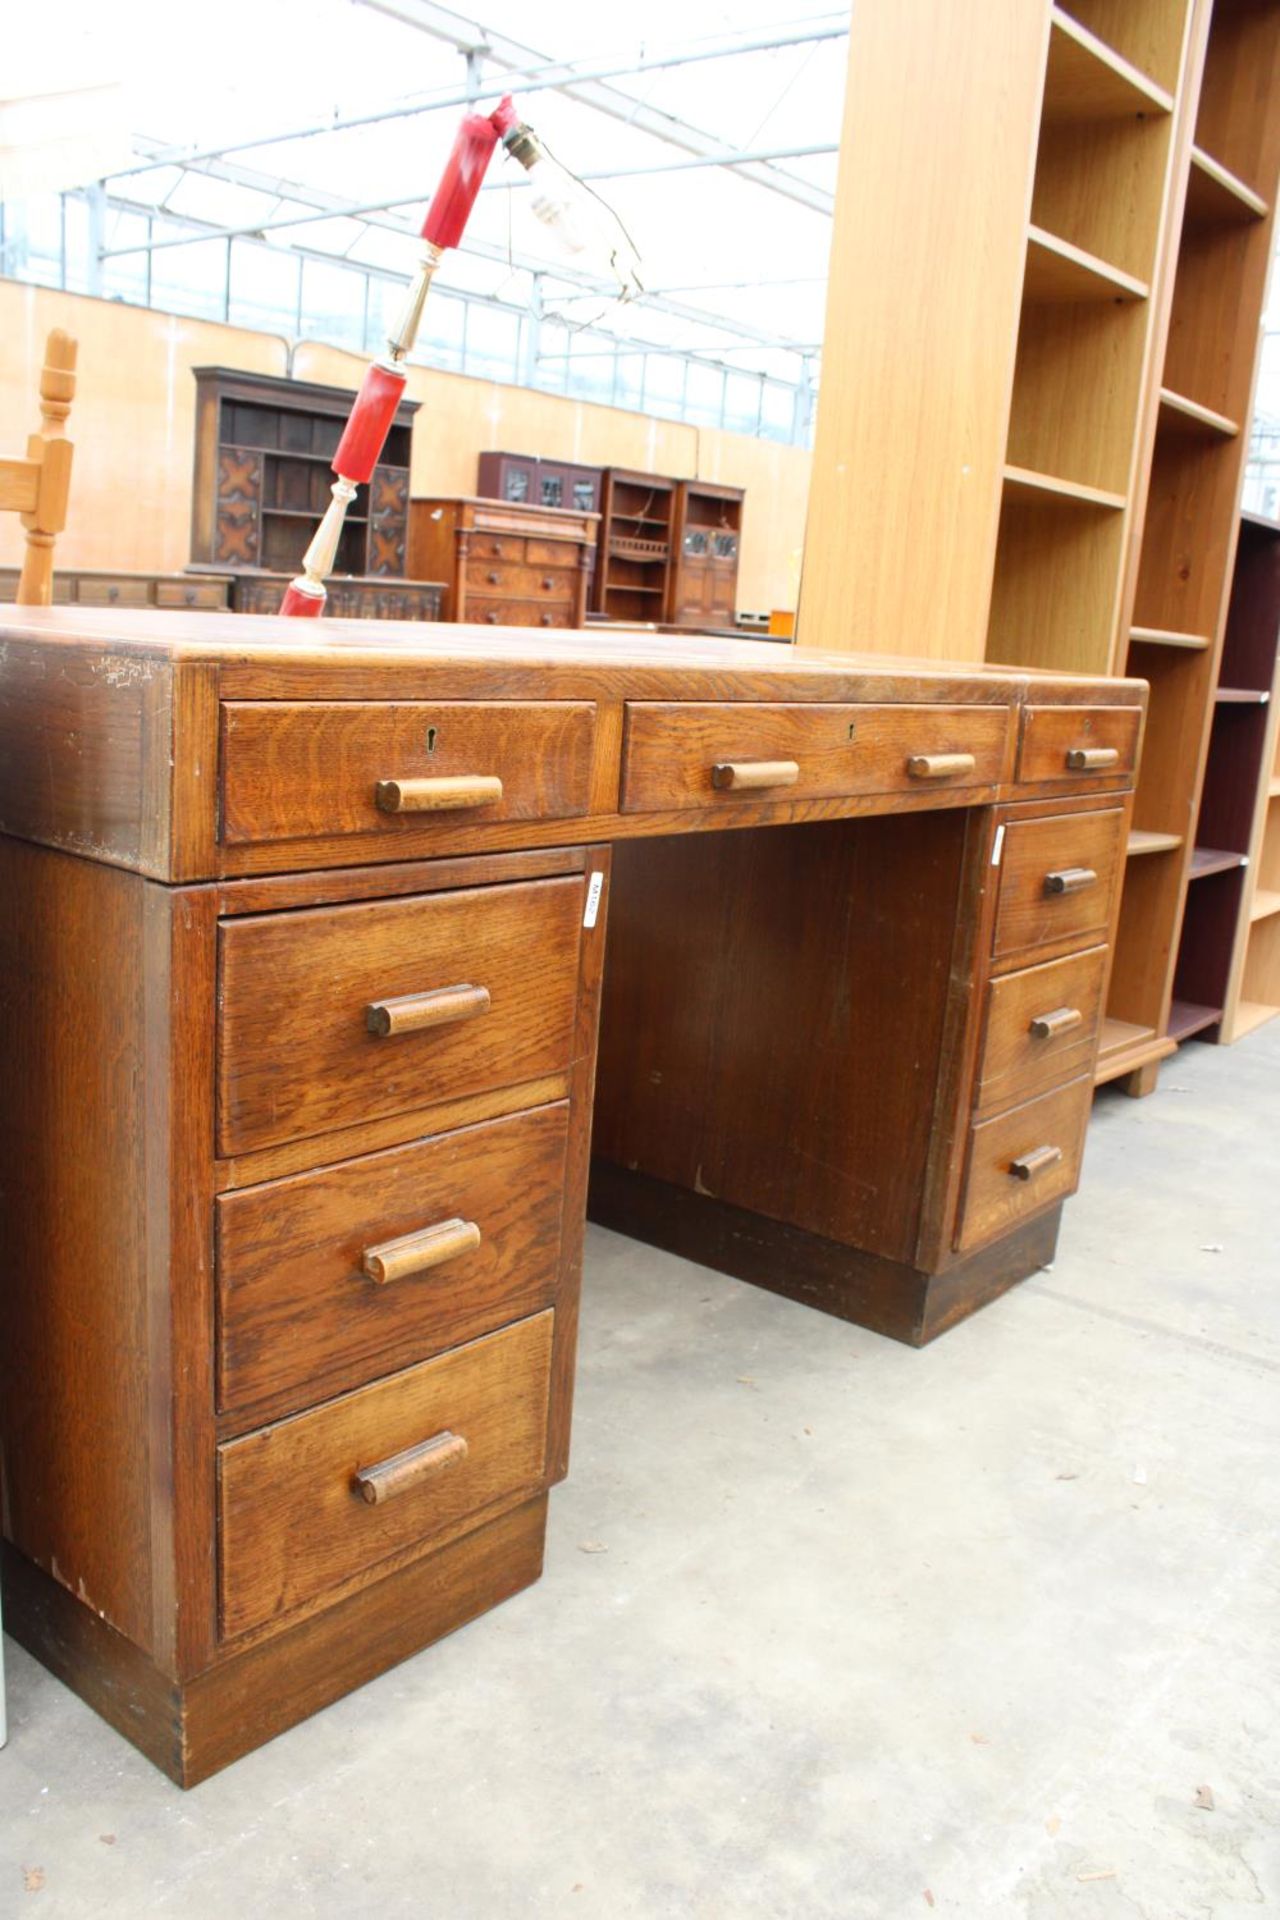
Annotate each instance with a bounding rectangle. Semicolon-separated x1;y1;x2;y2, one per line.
361;1217;481;1285
906;752;977;780
1029;1005;1083;1039
1044;866;1098;895
365;983;490;1037
354;1431;469;1505
710;759;801;791
375;775;503;813
1065;746;1119;771
1009;1144;1064;1181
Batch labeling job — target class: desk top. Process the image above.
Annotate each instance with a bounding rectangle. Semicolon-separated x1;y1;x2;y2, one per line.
0;607;1144;705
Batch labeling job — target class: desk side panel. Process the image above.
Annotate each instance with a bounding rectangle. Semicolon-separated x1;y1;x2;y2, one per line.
0;839;159;1650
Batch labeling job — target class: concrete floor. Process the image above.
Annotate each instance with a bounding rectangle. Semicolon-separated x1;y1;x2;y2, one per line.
3;1025;1278;1919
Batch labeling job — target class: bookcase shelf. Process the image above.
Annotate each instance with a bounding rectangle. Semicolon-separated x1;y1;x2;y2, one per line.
1157;386;1239;437
1128;829;1184;856
1044;9;1176;122
1186;145;1269;223
1024;225;1150;302
1129;625;1211;650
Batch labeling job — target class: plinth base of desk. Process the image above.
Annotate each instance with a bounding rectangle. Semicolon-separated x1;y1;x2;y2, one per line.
1;1496;547;1788
589;1161;1062;1347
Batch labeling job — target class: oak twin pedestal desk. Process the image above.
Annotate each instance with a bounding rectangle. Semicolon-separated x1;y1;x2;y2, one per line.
0;610;1145;1784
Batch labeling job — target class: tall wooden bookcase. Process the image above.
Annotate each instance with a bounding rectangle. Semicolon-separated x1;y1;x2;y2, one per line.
802;0;1280;1098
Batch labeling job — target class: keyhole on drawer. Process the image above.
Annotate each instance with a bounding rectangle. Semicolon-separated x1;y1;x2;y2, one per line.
847;723;857;742
426;726;438;755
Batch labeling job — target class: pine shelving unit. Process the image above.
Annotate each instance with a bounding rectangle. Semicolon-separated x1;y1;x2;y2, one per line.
1097;0;1280;1091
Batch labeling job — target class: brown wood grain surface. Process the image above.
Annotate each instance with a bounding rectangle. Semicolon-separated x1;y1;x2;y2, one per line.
216;1102;569;1421
975;945;1109;1115
992;807;1126;963
216;875;584;1154
1018;703;1144;782
218;1312;553;1639
221;699;597;844
619;702;1013;812
956;1074;1093;1252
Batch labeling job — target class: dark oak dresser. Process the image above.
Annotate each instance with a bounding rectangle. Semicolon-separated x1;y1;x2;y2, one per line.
0;608;1144;1783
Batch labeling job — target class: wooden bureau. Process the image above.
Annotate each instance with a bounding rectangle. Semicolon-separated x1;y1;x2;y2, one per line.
0;609;1144;1784
407;496;598;627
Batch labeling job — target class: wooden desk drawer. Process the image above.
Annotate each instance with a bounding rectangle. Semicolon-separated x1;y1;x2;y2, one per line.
221;700;595;845
620;703;1011;811
217;1103;570;1416
465;561;577;598
76;576;152;607
468;596;576;628
1018;705;1142;784
956;1076;1091;1253
218;1310;553;1638
975;946;1108;1118
154;578;228;610
992;808;1124;965
217;876;584;1155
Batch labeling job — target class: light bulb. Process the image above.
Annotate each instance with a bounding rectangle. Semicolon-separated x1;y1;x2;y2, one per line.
499;112;642;302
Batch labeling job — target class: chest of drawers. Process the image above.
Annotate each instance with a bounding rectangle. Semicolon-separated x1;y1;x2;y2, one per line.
407;496;599;627
0;609;1143;1783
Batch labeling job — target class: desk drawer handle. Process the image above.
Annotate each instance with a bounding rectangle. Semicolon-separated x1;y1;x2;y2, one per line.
1044;866;1097;895
711;759;800;791
375;774;503;813
487;569;501;584
365;983;490;1037
354;1431;469;1505
1010;1144;1063;1182
1066;747;1119;771
906;752;977;780
361;1216;481;1285
1029;1005;1083;1040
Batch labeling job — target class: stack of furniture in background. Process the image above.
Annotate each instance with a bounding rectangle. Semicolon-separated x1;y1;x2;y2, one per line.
474;458;748;632
191;369;443;621
802;0;1280;1099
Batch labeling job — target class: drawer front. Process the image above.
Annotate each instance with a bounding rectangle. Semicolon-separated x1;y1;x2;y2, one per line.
468;533;526;564
464;560;577;598
466;594;576;628
956;1076;1091;1253
620;703;1012;812
217;876;584;1155
976;946;1108;1117
217;1103;570;1415
221;699;596;845
154;578;229;610
218;1310;553;1638
75;576;153;607
526;538;583;566
992;808;1124;964
1018;705;1142;784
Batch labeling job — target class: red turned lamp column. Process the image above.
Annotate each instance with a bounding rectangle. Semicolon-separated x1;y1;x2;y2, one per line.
280;106;507;616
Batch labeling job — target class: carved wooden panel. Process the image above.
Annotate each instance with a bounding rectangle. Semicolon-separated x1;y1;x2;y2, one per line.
215;448;262;566
370;466;409;576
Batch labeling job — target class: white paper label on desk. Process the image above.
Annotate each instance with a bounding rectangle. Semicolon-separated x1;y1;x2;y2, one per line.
584;871;605;928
